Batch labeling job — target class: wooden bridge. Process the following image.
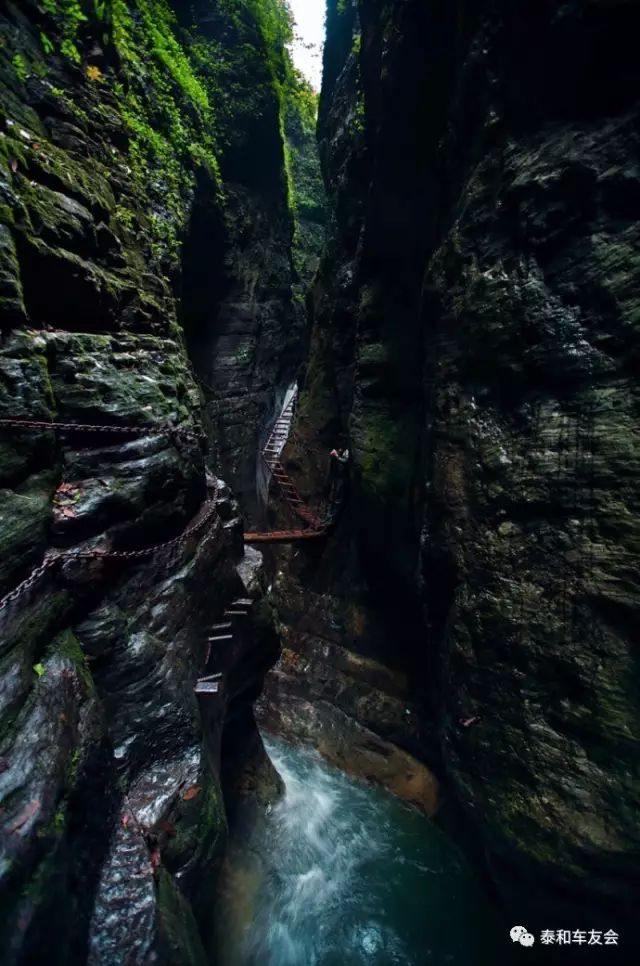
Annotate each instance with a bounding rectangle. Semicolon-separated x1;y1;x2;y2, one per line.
244;388;327;545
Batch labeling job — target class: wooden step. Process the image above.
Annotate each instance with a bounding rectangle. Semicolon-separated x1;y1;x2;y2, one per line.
195;679;219;695
207;634;233;643
211;622;232;631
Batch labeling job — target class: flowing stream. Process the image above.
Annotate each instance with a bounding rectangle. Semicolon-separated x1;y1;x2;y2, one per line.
215;736;501;965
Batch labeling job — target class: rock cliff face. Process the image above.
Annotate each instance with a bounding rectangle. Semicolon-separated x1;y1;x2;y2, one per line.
178;0;301;520
0;2;287;962
275;0;639;937
2;0;639;956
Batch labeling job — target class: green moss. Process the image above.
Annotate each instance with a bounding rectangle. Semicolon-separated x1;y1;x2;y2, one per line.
109;0;221;266
55;629;94;693
2;0;301;307
37;804;67;842
33;353;56;411
66;747;82;786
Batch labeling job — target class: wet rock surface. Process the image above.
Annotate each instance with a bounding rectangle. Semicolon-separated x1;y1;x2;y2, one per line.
273;0;640;941
0;3;287;962
2;0;639;958
258;692;439;817
421;0;640;930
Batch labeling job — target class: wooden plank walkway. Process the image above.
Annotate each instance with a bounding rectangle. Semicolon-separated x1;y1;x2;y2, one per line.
244;529;325;544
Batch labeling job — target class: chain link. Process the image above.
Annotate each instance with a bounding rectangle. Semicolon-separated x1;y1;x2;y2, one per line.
0;417;207;444
0;555;59;612
0;484;220;613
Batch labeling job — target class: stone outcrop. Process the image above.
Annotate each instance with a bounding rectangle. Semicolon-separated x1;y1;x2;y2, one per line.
273;0;640;939
0;2;289;962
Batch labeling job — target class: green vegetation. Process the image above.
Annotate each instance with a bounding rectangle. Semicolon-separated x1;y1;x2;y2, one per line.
108;0;221;265
37;804;67;841
186;0;292;149
114;0;320;269
56;629;94;692
40;32;55;55
285;68;321;212
11;53;28;82
284;67;326;290
38;0;88;65
7;2;322;277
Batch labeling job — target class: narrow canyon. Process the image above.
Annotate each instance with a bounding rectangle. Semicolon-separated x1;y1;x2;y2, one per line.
0;2;637;964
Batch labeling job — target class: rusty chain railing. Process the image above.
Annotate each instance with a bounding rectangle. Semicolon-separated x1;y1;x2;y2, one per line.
0;410;218;612
0;417;207;444
0;554;60;612
0;487;219;613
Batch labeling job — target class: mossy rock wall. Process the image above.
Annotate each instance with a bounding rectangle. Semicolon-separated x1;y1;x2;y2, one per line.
0;2;290;961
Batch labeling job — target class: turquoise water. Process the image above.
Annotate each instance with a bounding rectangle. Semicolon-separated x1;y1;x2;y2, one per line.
215;736;501;966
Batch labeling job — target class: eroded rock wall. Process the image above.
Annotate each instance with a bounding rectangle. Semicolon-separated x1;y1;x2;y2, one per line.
179;1;303;521
276;0;639;934
0;2;287;962
423;0;640;930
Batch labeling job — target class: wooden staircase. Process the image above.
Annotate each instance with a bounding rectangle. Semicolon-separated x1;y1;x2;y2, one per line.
245;388;326;544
